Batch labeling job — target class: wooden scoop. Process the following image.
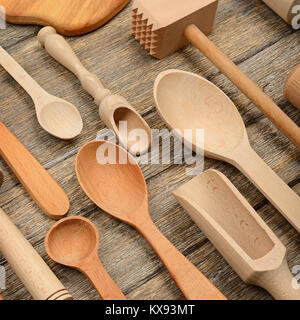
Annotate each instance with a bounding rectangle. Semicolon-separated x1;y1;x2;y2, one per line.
38;27;151;155
45;216;126;300
0;122;69;219
154;70;300;232
173;169;300;300
0;46;83;140
75;140;226;300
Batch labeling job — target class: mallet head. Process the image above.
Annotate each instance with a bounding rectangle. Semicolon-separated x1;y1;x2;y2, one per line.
132;0;219;59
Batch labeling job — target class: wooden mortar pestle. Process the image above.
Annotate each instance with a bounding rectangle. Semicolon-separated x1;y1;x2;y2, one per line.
45;216;127;300
173;169;300;300
75;140;226;300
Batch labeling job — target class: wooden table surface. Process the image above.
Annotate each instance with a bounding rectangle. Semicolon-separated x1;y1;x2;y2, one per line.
0;0;299;300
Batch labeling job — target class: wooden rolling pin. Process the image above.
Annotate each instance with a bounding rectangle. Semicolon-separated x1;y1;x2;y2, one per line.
284;65;300;110
262;0;300;25
0;170;72;300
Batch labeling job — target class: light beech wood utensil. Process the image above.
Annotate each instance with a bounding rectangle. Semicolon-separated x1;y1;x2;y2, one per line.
262;0;300;24
0;122;69;219
0;0;130;36
0;169;72;300
284;65;300;111
0;46;83;140
45;216;126;300
173;169;300;300
132;0;300;149
75;140;226;300
38;27;151;155
154;70;300;232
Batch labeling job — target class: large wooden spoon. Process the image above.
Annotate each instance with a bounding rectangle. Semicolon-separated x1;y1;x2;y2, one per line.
173;169;300;300
0;46;83;140
154;70;300;233
75;140;226;300
45;216;126;300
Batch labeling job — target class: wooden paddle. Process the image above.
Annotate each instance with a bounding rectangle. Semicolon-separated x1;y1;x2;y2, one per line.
0;0;130;35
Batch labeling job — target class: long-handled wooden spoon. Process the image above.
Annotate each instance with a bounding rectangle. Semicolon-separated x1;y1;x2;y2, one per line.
75;140;226;300
173;169;300;300
154;70;300;232
0;46;83;140
38;27;151;155
0;122;69;219
45;216;126;300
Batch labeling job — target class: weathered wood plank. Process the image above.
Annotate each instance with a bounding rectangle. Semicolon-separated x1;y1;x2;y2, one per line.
0;0;299;300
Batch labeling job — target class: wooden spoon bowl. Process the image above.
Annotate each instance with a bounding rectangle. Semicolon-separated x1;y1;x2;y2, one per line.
46;216;98;267
45;216;126;300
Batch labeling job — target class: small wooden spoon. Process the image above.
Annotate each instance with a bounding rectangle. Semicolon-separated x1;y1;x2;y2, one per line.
38;27;151;154
0;46;83;140
173;169;300;300
154;70;300;232
75;140;226;300
45;216;126;300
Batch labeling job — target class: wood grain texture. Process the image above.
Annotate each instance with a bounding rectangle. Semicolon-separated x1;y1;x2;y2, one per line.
0;0;299;300
0;0;130;35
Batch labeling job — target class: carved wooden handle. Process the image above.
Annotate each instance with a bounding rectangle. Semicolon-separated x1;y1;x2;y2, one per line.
38;26;111;105
137;220;226;300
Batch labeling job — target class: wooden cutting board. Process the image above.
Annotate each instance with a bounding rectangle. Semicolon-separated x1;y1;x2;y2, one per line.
0;0;130;35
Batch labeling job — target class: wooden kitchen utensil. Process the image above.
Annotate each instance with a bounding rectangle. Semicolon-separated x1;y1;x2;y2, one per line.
75;140;226;300
45;216;126;300
0;46;83;140
0;0;130;36
38;27;151;155
262;0;300;25
173;169;300;300
0;169;72;300
284;65;300;110
132;0;300;149
154;70;300;232
0;122;69;219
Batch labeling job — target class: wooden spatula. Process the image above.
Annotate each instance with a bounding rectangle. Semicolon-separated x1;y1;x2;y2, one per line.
0;0;130;35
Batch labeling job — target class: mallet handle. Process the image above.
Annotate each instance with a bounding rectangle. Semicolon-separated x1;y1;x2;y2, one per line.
184;24;300;150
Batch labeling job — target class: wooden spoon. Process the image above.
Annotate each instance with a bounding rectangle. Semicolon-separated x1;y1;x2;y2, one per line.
75;140;226;300
45;216;126;300
0;46;83;140
173;169;300;300
154;70;300;232
38;27;151;155
0;122;69;219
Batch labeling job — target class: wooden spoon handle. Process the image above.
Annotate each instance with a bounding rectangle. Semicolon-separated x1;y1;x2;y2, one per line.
38;27;111;106
80;255;126;300
232;146;300;232
254;259;300;300
137;220;226;300
0;207;72;300
0;122;69;219
0;46;47;103
184;25;300;150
